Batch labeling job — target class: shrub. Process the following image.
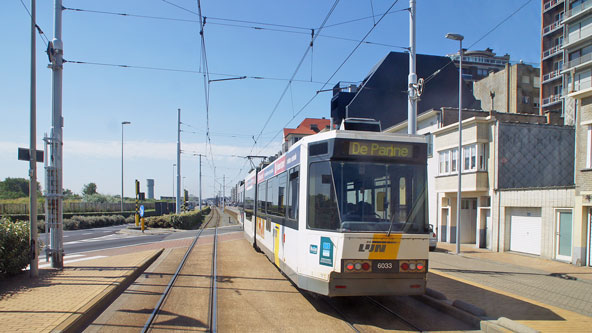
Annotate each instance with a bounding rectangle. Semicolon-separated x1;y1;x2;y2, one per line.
0;217;30;276
145;214;173;228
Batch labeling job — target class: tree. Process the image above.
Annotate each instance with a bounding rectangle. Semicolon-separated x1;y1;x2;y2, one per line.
82;183;98;196
0;178;41;199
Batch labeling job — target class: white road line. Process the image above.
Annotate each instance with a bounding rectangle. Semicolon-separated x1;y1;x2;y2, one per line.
38;255;106;268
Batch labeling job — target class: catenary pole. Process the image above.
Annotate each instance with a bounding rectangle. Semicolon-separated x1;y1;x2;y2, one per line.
48;0;64;269
176;108;181;214
407;0;417;135
29;0;39;277
199;154;202;211
456;39;463;254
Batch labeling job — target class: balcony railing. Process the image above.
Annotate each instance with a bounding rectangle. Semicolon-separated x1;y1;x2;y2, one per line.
542;94;562;106
564;52;592;70
543;69;562;83
544;0;564;12
565;0;592;20
564;77;592;95
543;20;563;35
543;44;563;59
564;25;592;46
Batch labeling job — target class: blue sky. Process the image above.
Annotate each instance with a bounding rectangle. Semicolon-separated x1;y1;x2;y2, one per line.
1;0;540;199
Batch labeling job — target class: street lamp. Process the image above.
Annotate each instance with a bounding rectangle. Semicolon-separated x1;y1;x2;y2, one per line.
121;121;131;212
446;33;464;254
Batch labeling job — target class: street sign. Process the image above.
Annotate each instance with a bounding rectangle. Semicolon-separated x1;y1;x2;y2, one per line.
18;148;44;162
139;205;145;217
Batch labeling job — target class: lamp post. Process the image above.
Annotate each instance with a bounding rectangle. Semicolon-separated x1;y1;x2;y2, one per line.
121;121;131;212
446;33;464;254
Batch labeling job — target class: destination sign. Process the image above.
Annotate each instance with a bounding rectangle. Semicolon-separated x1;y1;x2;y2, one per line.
332;138;426;164
348;141;413;158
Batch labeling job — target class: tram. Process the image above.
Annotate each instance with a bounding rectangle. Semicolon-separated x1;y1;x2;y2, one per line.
238;119;429;296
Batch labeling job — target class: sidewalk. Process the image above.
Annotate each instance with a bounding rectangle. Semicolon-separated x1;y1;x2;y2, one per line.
428;242;592;332
0;249;162;333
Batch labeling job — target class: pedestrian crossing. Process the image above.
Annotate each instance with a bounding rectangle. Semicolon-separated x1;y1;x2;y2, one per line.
63;233;139;245
32;254;108;269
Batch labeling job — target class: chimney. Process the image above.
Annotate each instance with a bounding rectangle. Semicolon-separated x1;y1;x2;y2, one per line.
310;123;319;132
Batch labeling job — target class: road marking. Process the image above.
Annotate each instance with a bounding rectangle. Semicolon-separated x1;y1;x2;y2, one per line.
38;255;107;268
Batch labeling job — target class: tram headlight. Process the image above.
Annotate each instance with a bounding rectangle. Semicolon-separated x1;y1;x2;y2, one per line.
346;263;355;271
354;263;362;270
409;263;416;270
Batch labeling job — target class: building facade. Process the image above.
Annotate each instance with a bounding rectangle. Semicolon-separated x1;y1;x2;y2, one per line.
541;0;565;117
447;48;510;83
473;63;541;114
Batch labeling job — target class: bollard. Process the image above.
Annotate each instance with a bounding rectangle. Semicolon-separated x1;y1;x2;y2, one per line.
135;213;139;227
141;217;145;232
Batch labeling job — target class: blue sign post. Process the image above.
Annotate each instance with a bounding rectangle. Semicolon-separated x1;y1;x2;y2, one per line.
139;205;145;218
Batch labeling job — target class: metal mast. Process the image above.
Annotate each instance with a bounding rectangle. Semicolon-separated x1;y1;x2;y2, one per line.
46;0;64;268
29;0;39;277
407;0;417;135
176;108;181;214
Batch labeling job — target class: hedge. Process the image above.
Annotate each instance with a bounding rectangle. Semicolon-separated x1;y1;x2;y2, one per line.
145;207;212;230
0;217;29;276
36;214;133;233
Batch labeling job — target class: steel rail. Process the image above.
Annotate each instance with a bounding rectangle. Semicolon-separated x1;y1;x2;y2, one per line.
141;208;217;333
365;296;423;331
318;296;360;333
208;211;219;332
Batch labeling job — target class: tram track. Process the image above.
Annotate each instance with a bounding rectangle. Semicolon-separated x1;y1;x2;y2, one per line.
141;207;221;332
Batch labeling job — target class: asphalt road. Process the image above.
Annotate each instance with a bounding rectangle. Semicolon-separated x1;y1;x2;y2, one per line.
37;213;242;260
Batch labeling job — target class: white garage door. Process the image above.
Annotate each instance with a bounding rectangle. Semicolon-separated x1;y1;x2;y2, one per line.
509;208;542;255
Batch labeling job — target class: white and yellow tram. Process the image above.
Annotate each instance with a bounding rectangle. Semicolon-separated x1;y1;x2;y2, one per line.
239;124;429;296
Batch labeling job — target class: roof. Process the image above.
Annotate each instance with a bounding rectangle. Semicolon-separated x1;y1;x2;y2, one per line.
283;118;331;141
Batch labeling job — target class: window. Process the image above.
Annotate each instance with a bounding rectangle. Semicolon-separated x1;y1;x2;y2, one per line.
257;181;266;214
277;173;287;217
463;146;470;170
245;183;255;219
587;125;592;168
439;151;450;175
479;144;488;171
268;176;277;215
308;162;340;230
425;133;433;157
287;167;299;220
522;76;530;84
522;96;530;104
451;148;458;173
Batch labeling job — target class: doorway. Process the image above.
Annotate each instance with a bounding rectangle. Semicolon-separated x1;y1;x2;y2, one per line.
555;209;573;262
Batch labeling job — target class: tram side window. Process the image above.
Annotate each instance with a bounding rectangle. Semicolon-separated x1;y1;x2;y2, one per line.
287;167;299;220
308;162;340;230
277;172;287;217
257;181;267;214
244;185;255;219
268;176;278;215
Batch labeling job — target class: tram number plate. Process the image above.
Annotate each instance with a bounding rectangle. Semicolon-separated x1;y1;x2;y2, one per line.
372;260;398;273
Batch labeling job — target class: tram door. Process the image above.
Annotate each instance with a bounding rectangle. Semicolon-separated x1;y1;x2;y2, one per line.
274;225;280;266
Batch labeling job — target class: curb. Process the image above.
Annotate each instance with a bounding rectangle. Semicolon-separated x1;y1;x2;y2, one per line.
51;248;164;333
415;293;483;328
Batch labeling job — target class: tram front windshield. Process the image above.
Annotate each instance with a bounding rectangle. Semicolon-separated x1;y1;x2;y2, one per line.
308;161;427;233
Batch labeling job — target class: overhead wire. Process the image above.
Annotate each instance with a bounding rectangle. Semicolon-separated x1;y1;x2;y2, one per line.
255;0;402;156
17;0;50;46
424;0;534;86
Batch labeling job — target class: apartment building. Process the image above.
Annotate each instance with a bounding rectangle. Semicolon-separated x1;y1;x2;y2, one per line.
541;0;565;117
474;63;541;114
447;48;510;84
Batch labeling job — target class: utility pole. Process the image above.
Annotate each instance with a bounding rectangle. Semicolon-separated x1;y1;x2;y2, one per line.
176;108;181;214
29;0;38;277
407;0;417;135
223;175;225;210
193;154;204;211
46;0;64;269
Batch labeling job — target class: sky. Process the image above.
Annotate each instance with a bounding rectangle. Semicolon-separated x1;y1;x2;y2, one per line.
1;0;540;199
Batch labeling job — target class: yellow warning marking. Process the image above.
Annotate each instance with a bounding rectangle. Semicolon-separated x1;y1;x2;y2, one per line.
367;234;403;260
274;225;280;267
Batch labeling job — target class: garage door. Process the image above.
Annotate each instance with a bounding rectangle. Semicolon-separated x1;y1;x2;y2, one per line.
509;208;542;255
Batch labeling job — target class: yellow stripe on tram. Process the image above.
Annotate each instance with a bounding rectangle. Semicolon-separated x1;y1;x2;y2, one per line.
368;233;403;260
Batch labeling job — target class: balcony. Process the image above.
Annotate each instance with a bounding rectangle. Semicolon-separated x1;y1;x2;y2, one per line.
564;77;592;99
542;44;563;60
542;69;562;84
543;20;563;36
544;0;564;13
564;0;592;23
563;52;592;71
563;25;592;49
435;172;489;193
542;94;563;107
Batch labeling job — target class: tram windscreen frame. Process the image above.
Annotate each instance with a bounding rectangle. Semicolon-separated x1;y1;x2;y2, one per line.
307;160;427;233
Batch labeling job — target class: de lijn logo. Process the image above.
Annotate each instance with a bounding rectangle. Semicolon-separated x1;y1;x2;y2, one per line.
358;241;387;253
